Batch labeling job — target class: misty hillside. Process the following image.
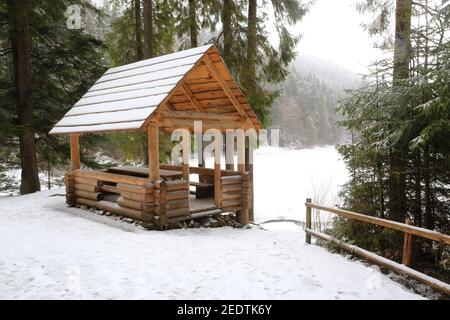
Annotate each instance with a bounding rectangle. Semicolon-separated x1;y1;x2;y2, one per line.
269;54;361;148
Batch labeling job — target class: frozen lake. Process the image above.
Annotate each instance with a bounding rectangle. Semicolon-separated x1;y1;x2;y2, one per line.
253;146;348;222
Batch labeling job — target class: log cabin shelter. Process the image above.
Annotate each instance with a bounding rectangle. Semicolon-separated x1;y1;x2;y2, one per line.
49;44;261;227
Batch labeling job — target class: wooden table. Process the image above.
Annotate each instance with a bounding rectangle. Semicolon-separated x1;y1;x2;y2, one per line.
107;166;183;181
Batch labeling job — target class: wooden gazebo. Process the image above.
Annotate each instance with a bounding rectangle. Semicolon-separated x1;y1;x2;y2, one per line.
50;44;261;227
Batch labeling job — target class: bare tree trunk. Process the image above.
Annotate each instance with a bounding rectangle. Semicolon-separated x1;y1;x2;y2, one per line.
134;0;143;60
245;0;257;222
246;0;257;97
8;0;40;194
388;156;407;221
47;154;51;190
222;0;232;64
143;0;153;58
188;0;198;47
142;0;152;166
393;0;412;82
388;0;412;221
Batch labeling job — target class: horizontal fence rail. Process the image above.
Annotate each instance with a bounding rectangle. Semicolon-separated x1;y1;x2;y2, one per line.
304;198;450;295
306;202;450;245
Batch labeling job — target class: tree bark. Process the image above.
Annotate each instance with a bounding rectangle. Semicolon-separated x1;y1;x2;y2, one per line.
388;155;407;222
8;0;40;194
143;0;153;58
245;142;254;221
222;0;232;64
246;0;257;97
134;0;143;60
188;0;198;47
393;0;412;82
245;0;257;221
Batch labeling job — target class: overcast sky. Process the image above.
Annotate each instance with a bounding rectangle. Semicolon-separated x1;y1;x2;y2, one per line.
92;0;384;74
269;0;385;73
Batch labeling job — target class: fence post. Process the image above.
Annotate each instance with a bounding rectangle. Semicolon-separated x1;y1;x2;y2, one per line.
402;218;413;266
306;198;312;244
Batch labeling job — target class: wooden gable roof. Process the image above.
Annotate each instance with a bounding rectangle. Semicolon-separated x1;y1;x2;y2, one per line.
50;44;261;134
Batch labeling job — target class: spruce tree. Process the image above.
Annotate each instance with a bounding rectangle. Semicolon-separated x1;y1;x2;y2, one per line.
0;0;107;193
336;0;449;274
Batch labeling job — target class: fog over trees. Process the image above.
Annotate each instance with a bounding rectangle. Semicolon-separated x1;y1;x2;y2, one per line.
270;54;361;147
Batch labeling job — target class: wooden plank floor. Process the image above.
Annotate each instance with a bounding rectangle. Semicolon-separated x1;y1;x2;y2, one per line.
189;195;216;213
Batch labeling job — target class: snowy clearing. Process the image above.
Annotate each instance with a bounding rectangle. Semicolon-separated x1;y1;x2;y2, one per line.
0;147;424;299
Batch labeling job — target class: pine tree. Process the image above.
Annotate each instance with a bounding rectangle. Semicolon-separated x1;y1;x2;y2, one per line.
106;0;176;65
174;0;220;49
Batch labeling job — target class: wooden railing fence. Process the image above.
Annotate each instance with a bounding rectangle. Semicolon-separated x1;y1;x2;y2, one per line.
305;198;450;295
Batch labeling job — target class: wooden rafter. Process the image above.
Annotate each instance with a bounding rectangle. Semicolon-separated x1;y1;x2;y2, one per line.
139;52;208;130
180;82;205;112
202;55;255;129
165;101;175;111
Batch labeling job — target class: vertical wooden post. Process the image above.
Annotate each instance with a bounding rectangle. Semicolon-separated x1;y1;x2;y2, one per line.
236;129;245;172
182;130;190;183
196;133;209;185
214;134;222;207
225;131;234;171
402;218;413;266
236;129;248;224
306;198;312;244
68;133;79;207
70;133;80;171
154;180;167;227
246;144;254;222
65;173;75;206
196;132;204;168
148;124;159;181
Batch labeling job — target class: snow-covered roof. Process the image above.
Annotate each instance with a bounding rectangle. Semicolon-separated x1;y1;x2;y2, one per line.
50;44;261;134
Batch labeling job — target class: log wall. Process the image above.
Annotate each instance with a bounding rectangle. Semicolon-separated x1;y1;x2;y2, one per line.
220;175;243;211
65;173;75;206
66;167;250;226
154;179;190;226
67;170;155;223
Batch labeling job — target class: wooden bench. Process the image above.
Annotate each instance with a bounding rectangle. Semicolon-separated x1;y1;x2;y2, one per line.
189;181;214;198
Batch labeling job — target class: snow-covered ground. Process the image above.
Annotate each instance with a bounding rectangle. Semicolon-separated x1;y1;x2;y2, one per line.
0;147;423;299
